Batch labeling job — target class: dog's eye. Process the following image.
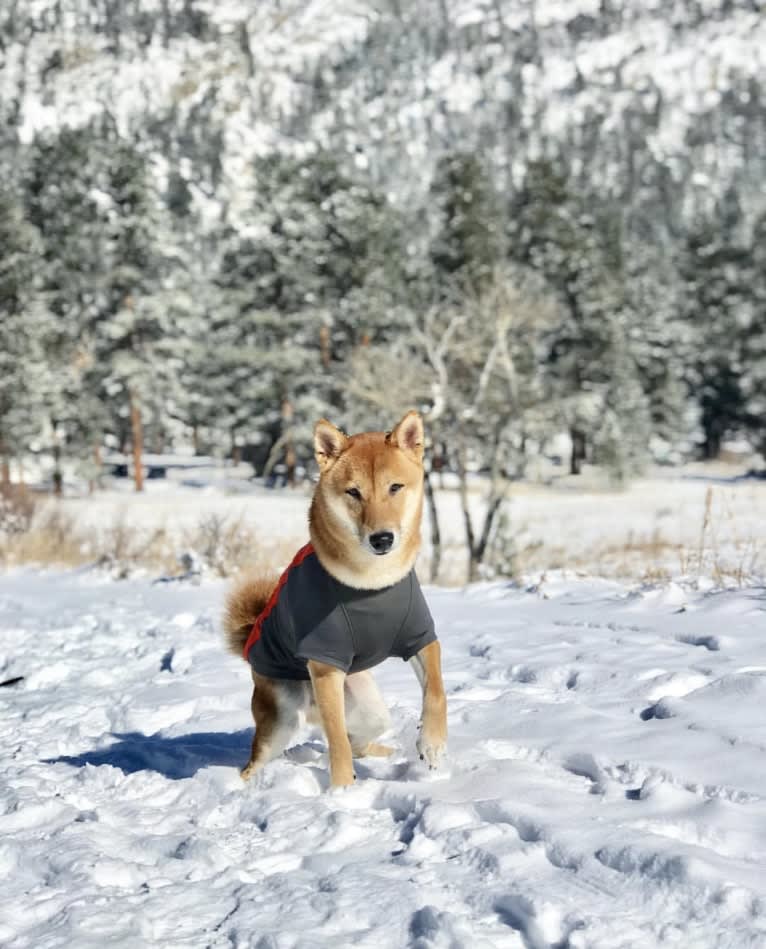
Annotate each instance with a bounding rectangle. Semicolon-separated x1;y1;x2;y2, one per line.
389;483;404;495
345;487;362;500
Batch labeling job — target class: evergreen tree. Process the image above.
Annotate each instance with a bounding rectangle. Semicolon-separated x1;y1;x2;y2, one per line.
429;151;503;295
24;124;176;488
592;325;653;483
622;229;696;463
202;148;409;472
0;187;49;480
247;149;407;341
680;197;754;459
24;124;114;480
85;135;174;486
507;159;651;474
743;211;766;457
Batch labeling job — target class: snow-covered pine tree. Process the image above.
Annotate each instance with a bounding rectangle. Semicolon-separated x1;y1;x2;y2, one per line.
202;147;410;475
0;186;49;484
194;219;327;475
592;321;654;485
621;225;697;464
508;158;656;477
680;194;754;460
247;148;407;342
742;211;766;458
428;151;504;297
92;133;184;488
23;124;112;488
24;122;180;489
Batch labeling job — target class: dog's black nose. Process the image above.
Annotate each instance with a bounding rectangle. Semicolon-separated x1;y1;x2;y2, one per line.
369;531;394;555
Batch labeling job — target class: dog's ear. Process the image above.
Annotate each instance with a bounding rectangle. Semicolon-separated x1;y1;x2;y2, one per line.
388;411;424;462
314;419;348;472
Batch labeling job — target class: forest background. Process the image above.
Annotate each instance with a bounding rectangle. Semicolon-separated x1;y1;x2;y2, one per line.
1;0;764;581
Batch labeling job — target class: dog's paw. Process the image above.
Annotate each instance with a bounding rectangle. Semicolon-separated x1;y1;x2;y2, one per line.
417;733;446;770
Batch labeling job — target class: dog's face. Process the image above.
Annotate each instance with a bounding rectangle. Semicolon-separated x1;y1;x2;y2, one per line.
310;412;425;586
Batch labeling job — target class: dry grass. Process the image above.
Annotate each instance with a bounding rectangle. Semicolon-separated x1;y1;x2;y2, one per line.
423;485;764;588
551;487;764;588
0;500;294;581
183;513;255;578
0;484;36;537
4;506;89;568
1;484;762;590
675;486;765;586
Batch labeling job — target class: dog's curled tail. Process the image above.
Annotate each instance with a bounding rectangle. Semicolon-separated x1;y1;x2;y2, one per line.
223;572;279;658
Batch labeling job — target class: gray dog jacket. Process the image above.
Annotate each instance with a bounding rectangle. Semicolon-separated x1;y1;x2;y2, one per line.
243;543;436;680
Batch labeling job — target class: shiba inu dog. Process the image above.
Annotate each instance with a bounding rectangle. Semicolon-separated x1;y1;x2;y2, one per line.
223;411;447;788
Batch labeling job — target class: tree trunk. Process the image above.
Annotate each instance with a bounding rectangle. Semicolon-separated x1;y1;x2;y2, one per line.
282;398;295;486
129;388;144;492
229;427;240;465
702;416;723;460
423;470;442;583
52;441;63;498
456;446;478;582
474;490;504;571
457;430;508;582
570;427;586;475
238;21;255;77
285;445;296;487
431;441;447;489
319;325;331;368
89;443;102;495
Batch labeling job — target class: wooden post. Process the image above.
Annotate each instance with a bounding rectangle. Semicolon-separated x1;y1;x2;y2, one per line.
319;324;331;369
129;388;144;492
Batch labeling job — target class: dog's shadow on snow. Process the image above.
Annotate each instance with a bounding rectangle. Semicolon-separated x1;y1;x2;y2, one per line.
47;732;425;784
45;729;252;780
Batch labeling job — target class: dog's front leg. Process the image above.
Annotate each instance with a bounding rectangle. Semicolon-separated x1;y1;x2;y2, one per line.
308;660;355;787
410;640;447;768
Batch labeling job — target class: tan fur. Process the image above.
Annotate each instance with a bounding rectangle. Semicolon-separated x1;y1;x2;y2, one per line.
222;572;279;656
308;660;356;786
240;672;278;781
308;412;425;590
224;411;447;788
412;640;448;766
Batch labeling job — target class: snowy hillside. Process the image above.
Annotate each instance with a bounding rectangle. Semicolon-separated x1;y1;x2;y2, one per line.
1;569;765;947
3;0;766;490
5;0;764;214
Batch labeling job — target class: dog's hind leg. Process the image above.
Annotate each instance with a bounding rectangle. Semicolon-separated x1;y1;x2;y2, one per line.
344;671;394;758
241;674;306;781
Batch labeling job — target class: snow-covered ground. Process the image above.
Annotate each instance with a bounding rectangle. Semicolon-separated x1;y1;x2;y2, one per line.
1;568;765;947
